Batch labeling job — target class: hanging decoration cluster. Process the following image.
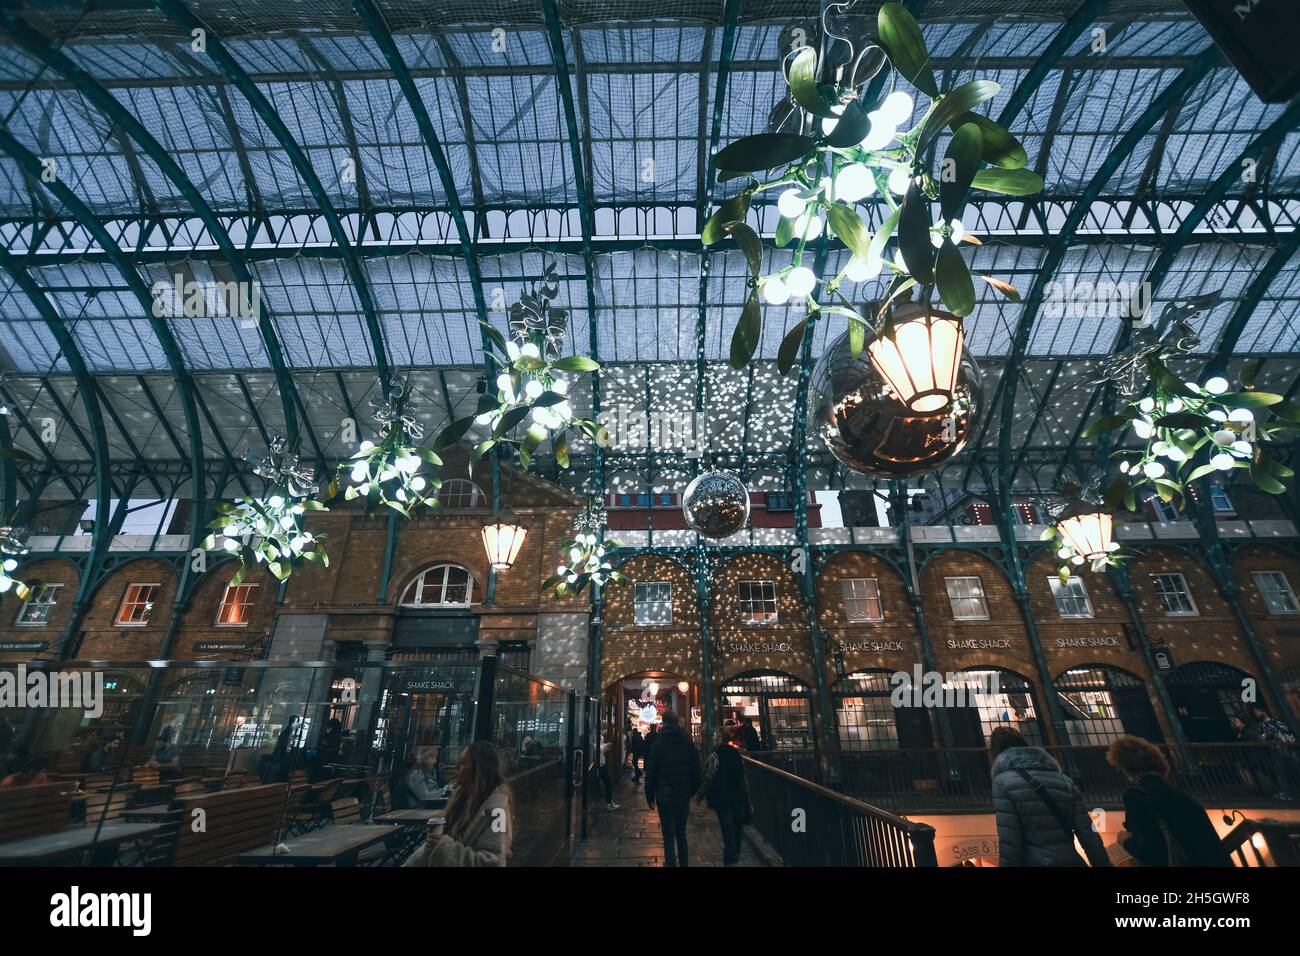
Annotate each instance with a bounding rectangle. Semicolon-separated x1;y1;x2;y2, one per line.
337;377;443;518
435;263;603;471
542;502;627;598
1084;359;1300;511
203;435;329;584
703;2;1041;374
0;525;32;599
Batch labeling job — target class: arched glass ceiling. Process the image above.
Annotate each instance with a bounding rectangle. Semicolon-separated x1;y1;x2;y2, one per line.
0;0;1297;501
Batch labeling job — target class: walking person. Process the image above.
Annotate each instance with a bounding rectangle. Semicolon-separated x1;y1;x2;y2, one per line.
627;727;644;784
403;740;513;867
989;727;1110;867
1107;736;1232;866
598;730;620;811
737;716;763;753
644;710;700;867
699;726;750;865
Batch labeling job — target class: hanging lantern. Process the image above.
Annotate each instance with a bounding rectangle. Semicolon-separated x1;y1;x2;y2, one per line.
1055;505;1115;562
481;507;528;571
867;305;965;413
810;303;982;480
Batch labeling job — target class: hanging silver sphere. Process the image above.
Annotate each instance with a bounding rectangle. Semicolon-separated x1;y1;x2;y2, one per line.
681;471;751;539
808;303;983;479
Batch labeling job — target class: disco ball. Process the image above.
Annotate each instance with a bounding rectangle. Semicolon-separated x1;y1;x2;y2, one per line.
809;303;983;479
681;471;751;539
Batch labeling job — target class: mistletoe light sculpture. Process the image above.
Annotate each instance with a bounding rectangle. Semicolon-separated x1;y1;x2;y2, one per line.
339;376;443;518
703;2;1042;373
435;263;603;470
204;435;329;584
542;502;628;598
0;524;32;599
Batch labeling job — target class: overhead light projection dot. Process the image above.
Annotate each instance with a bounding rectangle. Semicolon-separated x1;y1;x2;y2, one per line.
786;267;818;297
1205;375;1229;394
777;188;807;219
759;273;790;303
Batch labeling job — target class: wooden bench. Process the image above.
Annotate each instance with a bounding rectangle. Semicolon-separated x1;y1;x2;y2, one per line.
81;783;139;826
329;798;362;826
0;783;76;844
171;783;289;867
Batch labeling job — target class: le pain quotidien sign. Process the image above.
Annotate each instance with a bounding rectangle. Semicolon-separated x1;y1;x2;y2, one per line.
0;640;49;652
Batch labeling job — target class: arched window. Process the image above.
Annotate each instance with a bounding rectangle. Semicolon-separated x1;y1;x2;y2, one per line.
1055;666;1162;745
947;667;1044;747
400;564;478;608
1167;661;1259;742
720;670;814;752
436;479;486;510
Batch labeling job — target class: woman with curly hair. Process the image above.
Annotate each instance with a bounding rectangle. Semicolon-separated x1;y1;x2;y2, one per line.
1107;735;1230;867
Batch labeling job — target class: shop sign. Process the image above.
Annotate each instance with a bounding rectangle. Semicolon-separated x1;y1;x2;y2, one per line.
0;640;48;652
945;638;1012;650
836;640;906;653
724;641;794;654
389;676;461;695
1152;645;1175;672
195;642;252;653
1055;637;1121;648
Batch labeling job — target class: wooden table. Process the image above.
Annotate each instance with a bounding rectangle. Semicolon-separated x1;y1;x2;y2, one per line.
123;804;180;823
417;795;449;810
0;822;164;866
374;809;441;825
238;825;398;866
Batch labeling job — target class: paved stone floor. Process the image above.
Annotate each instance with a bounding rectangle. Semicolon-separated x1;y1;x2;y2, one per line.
571;767;765;867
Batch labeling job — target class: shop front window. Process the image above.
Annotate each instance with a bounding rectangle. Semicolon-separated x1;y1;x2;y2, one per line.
115;583;160;626
15;583;61;626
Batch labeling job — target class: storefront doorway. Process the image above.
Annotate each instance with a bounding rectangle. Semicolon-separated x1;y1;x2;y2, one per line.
605;671;698;768
1167;661;1257;742
720;670;815;752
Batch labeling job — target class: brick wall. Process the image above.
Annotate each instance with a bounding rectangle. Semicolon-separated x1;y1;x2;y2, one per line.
709;552;815;686
815;551;919;684
599;554;703;687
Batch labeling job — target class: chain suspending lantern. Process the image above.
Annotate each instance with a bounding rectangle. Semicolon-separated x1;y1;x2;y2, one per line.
435;263;603;472
339;376;443;518
703;2;1042;376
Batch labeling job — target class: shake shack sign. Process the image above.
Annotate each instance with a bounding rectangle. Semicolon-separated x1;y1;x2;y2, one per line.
836;640;906;653
724;641;794;654
390;676;460;695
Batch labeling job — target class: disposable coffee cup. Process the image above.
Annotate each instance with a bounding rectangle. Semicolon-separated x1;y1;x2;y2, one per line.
427;816;446;837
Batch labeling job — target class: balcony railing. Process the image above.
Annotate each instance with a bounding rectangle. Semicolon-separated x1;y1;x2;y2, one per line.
749;743;1300;814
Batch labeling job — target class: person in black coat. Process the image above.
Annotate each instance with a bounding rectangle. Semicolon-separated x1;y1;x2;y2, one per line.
1107;735;1231;867
644;711;701;867
736;717;763;753
699;726;750;865
627;728;644;783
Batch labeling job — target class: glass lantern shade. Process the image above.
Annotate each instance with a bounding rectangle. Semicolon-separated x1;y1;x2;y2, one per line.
867;308;965;413
481;511;528;571
1057;510;1113;561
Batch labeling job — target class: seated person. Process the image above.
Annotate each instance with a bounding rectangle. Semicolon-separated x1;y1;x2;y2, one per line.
403;746;442;805
147;726;182;783
2;756;49;788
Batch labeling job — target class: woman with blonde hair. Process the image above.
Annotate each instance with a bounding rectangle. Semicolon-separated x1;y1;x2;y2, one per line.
1107;735;1230;867
403;740;513;867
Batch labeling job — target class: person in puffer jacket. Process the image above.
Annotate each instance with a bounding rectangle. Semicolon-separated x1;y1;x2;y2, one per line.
989;727;1110;867
644;710;702;867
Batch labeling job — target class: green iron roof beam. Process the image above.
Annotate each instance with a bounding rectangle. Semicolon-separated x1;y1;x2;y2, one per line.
350;0;492;383
694;0;742;419
0;380;82;497
0;11;304;446
156;0;392;395
37;376;97;466
1206;231;1300;377
1009;360;1065;481
0;246;112;625
994;47;1223;502
89;378;166;498
541;0;603;506
430;34;488;229
231;372;272;451
0;408;25;514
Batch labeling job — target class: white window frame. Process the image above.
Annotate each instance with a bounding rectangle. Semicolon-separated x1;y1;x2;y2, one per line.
1252;570;1300;616
215;582;260;627
738;580;778;625
15;583;62;626
841;578;884;623
944;576;990;621
1048;576;1094;619
115;582;161;626
435;479;486;510
633;581;673;626
1150;572;1198;616
400;564;477;608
